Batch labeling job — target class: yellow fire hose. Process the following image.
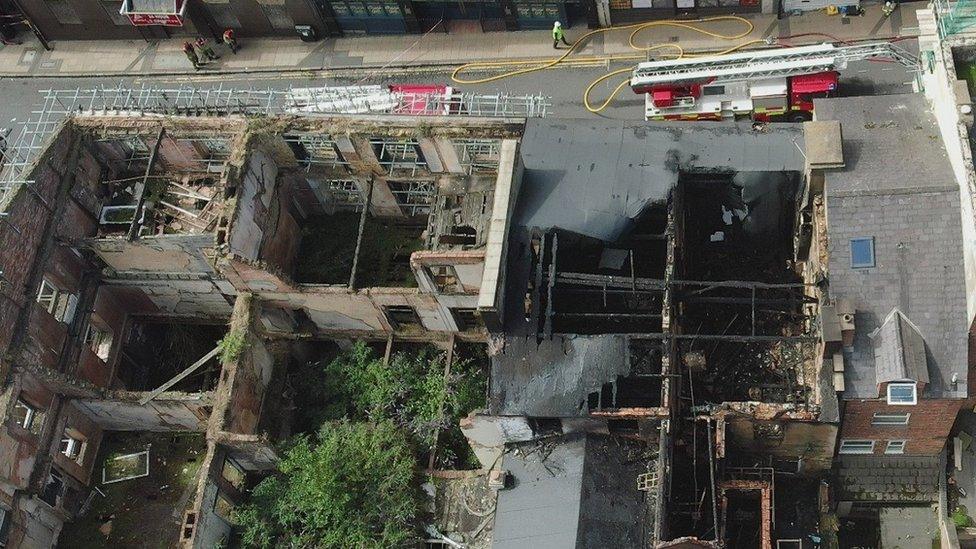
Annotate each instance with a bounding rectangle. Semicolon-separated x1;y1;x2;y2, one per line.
450;16;767;114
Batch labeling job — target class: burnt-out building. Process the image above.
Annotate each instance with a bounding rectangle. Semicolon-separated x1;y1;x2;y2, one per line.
459;118;845;548
0;98;531;547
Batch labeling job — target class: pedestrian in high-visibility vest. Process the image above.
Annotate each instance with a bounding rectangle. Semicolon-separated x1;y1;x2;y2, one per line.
182;42;200;70
223;29;239;54
552;21;570;49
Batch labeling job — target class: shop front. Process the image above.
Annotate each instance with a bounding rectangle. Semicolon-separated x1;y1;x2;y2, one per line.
608;0;759;23
325;0;407;33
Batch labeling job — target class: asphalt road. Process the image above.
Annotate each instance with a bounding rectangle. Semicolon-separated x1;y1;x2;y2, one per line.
0;39;919;141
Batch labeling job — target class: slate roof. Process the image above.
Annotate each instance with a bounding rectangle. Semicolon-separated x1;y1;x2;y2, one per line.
836;455;942;502
872;309;930;386
815;94;969;399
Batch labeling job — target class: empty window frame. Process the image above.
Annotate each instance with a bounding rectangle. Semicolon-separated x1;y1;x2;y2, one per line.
427;265;462;294
371;138;427;176
326;179;365;211
102;449;150;484
221;458;246;490
60;428;87;463
37;279;76;323
871;412;910;426
453;139;501;174
451;307;481;331
388;179;435;216
11;399;45;435
383;305;423;330
284;135;345;169
885;440;907;455
838;440;875;455
85;322;114;361
213;492;237;521
40;469;65;507
887;382;917;405
850;237;875;268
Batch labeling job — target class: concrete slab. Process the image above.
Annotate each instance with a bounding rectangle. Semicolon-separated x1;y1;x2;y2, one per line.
879;506;939;549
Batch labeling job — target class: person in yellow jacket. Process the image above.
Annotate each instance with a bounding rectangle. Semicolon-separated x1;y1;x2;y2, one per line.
552;21;570;49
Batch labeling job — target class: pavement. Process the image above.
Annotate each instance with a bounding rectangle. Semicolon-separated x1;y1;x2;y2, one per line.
0;3;923;78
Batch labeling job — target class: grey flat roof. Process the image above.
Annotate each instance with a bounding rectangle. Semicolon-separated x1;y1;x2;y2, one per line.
493;434;651;549
493;436;586;549
517;119;807;242
490;335;628;417
816;94;968;399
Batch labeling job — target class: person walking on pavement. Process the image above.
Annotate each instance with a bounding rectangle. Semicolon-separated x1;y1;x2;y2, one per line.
182;42;201;70
196;36;220;61
552;21;570;49
223;28;239;54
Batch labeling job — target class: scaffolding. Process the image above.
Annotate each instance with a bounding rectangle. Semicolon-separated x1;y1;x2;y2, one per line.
0;84;550;203
936;0;976;37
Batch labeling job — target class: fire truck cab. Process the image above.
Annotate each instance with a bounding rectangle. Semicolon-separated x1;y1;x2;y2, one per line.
632;42;916;122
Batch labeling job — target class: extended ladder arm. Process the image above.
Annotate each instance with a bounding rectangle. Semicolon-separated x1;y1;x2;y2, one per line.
631;41;919;92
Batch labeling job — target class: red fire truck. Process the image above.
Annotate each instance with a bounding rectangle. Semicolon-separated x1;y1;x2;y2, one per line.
630;42;917;122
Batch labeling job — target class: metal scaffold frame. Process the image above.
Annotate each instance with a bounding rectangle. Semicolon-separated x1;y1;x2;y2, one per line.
0;83;550;202
935;0;976;37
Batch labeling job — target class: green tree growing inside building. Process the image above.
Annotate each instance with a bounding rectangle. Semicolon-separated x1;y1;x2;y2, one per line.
234;419;420;548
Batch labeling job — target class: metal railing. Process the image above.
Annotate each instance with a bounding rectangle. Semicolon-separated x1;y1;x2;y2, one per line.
935;0;976;38
0;83;549;202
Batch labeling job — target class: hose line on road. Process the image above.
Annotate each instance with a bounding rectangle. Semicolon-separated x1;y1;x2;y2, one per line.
450;16;765;113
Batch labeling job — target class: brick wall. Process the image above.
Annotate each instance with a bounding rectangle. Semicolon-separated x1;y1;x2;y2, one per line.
49;401;103;485
839;399;964;455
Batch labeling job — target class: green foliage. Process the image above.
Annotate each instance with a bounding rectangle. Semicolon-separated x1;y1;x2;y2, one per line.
218;330;247;364
291;342;486;465
234;420;420;548
317;343;485;443
952;505;972;528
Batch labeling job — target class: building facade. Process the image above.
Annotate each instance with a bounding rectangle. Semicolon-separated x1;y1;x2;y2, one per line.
7;0;775;41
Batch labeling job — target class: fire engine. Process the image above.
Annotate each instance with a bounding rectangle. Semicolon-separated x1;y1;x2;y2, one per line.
630;42;917;122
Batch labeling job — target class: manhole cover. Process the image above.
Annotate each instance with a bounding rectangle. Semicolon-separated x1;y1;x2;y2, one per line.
19;49;36;65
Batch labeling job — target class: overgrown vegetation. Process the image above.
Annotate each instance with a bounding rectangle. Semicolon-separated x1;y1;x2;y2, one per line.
953;505;973;528
294;213;423;286
218;329;248;364
233;343;487;546
235;420;419;549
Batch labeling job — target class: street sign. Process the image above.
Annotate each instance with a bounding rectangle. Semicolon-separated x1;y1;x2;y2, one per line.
127;13;183;26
